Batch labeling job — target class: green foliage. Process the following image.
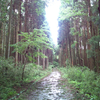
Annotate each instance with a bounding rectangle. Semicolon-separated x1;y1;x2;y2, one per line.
49;64;55;68
29;0;46;20
10;25;53;81
59;1;87;21
71;41;77;48
0;57;31;99
11;28;53;62
0;0;8;22
70;27;76;35
88;35;100;49
11;65;52;100
24;63;52;81
53;61;59;67
87;35;100;58
0;57;20;99
0;57;52;100
59;66;100;99
65;59;71;66
91;3;100;26
0;88;16;99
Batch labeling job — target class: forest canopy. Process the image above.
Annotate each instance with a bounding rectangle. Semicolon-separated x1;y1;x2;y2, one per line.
58;0;100;72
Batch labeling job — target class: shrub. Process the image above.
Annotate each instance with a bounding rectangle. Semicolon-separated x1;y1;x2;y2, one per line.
59;66;100;100
53;61;59;67
0;57;52;100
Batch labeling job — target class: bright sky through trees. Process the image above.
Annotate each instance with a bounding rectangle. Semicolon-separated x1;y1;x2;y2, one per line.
45;0;61;45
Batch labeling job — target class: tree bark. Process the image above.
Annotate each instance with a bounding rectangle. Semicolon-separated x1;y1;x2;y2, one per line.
43;50;45;70
5;0;12;59
38;49;40;66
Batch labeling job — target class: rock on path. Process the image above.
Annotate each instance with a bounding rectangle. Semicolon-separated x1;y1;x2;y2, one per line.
27;70;74;100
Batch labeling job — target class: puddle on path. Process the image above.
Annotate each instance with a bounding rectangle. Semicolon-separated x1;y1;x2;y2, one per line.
28;71;74;100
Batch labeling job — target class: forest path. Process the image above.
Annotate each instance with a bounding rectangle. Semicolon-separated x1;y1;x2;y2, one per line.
27;68;74;100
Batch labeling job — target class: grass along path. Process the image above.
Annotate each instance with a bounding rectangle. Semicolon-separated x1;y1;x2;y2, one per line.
58;66;100;100
8;66;52;100
23;68;74;100
9;66;98;100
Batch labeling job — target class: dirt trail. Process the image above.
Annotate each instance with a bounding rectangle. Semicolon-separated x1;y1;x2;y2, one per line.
27;69;74;100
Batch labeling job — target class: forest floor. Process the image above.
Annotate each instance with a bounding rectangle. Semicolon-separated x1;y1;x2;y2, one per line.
15;68;87;100
25;68;75;100
12;67;99;100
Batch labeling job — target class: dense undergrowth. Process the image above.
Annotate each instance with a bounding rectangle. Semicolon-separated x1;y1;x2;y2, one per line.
59;66;100;100
0;57;52;100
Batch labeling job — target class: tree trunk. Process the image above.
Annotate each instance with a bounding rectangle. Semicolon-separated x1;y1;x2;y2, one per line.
5;0;12;59
87;20;94;70
22;56;27;80
67;22;72;66
83;27;87;66
98;0;100;15
38;49;40;66
1;23;3;56
43;50;45;70
18;0;22;62
74;19;80;66
3;23;6;56
15;22;19;66
24;0;29;32
59;47;62;67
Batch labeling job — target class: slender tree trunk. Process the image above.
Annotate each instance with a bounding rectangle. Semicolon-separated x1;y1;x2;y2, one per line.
1;23;3;56
98;0;100;15
15;22;19;65
0;23;2;56
87;20;94;70
3;23;6;56
43;50;45;70
96;49;100;73
83;26;87;66
46;49;49;68
74;19;80;66
5;0;12;59
24;0;29;32
67;22;72;66
88;0;95;70
46;57;49;68
38;49;40;66
22;56;27;80
18;0;22;62
59;47;62;67
71;37;76;66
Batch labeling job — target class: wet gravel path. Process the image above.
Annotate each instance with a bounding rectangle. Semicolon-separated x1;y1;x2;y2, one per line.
28;70;74;100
